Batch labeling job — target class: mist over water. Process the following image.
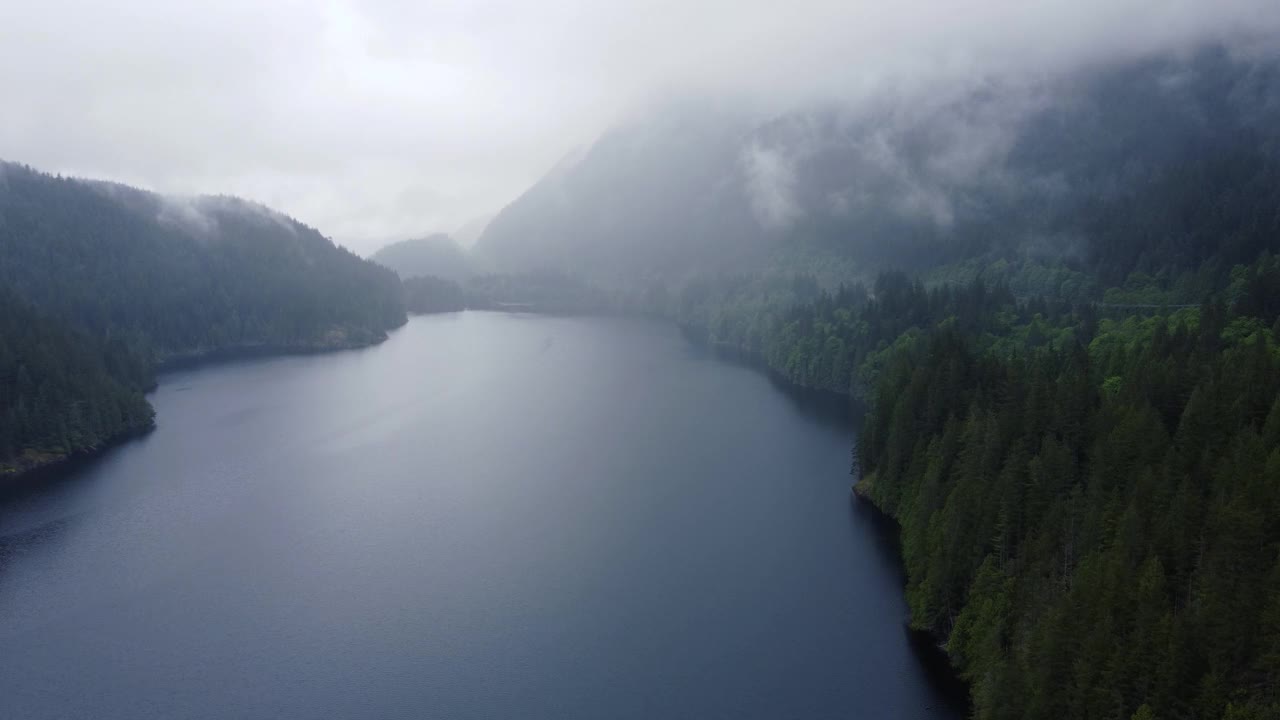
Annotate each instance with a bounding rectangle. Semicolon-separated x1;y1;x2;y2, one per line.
0;313;961;719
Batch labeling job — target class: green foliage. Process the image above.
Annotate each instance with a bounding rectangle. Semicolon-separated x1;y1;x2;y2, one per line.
402;275;467;314
856;282;1280;719
0;164;405;361
1131;704;1155;720
663;271;1036;398
464;271;611;314
0;162;406;469
0;290;153;472
925;258;1101;303
667;248;1280;717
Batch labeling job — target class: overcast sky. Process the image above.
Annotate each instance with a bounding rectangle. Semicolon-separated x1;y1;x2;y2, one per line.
2;0;1277;255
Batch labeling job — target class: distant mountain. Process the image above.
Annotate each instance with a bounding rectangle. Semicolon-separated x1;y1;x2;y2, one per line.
0;161;406;473
621;47;1280;720
475;46;1280;289
473;103;768;281
371;233;472;281
452;213;494;248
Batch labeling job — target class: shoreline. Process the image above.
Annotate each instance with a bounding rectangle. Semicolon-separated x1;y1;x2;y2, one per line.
676;324;866;409
154;336;389;376
0;422;155;493
1;326;401;486
1;308;973;710
677;318;972;712
849;479;972;713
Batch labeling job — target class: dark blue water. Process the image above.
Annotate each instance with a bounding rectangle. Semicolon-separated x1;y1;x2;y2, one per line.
0;312;962;719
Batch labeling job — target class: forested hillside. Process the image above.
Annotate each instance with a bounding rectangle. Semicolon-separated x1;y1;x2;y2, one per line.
402;272;611;315
4;35;1278;716
0;291;154;473
477;47;1280;294
473;103;767;278
402;275;468;314
858;259;1280;720
574;45;1280;720
652;253;1279;719
371;233;472;282
0;162;406;474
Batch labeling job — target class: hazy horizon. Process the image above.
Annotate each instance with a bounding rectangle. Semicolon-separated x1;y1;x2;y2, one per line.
3;0;1278;254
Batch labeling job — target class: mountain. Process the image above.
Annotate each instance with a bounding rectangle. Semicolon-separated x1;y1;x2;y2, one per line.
473;102;768;281
452;213;494;248
471;43;1280;719
475;46;1280;291
851;266;1280;720
371;233;472;281
0;161;406;473
660;164;1280;720
0;289;154;473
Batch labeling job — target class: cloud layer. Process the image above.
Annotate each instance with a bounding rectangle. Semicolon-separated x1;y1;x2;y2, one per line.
2;0;1277;253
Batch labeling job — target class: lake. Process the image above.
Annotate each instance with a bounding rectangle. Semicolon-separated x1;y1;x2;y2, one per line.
0;312;962;719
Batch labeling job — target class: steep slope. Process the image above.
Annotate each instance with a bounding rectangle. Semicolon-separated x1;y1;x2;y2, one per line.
451;213;494;248
371;233;472;281
475;46;1280;290
473;102;768;281
665;212;1280;720
854;265;1280;720
642;45;1280;719
0;163;406;361
0;162;407;473
0;290;154;474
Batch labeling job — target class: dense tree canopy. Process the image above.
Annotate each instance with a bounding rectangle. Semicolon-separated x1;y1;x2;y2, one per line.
665;249;1280;718
857;285;1280;720
402;275;467;314
0;162;406;471
0;290;153;473
371;234;472;282
3;42;1280;718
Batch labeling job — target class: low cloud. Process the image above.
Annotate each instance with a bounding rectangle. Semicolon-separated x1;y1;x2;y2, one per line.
741;142;801;229
1;0;1277;253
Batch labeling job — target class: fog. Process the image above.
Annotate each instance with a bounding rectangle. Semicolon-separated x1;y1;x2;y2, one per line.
1;0;1276;254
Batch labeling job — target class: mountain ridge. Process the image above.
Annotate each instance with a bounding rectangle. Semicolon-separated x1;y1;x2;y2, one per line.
0;161;406;475
371;233;473;282
475;45;1280;292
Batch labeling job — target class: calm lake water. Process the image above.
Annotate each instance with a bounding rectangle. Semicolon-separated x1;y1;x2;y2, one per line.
0;312;962;719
